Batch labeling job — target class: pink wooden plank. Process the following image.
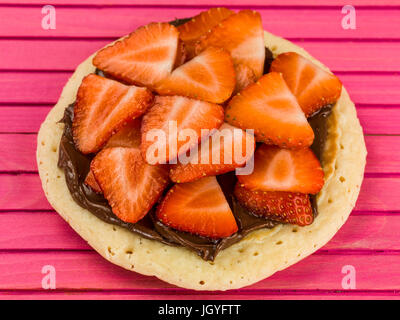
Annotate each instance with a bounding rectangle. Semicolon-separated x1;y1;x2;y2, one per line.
1;72;398;105
1;7;400;39
355;177;400;212
0;174;52;210
0;291;399;300
323;214;400;250
358;107;400;135
0;106;50;133
0;72;70;104
3;40;400;72
0;251;399;290
338;74;400;106
0;134;37;171
0;134;396;173
0;212;397;252
0;40;109;71
4;0;400;6
0;212;90;250
1;106;398;135
0;173;398;213
365;136;400;174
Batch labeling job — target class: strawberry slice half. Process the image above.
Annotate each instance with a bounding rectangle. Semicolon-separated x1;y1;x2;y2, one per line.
103;118;142;149
91;147;169;223
270;52;342;117
84;119;142;193
195;10;265;79
234;183;313;226
157;176;238;238
84;169;102;193
141;95;224;164
225;72;314;148
72;74;153;154
155;47;236;104
93;23;180;88
234;63;257;94
169;123;255;183
237;144;324;194
177;7;233;59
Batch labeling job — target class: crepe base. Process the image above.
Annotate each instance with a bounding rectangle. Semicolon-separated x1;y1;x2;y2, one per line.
37;31;367;291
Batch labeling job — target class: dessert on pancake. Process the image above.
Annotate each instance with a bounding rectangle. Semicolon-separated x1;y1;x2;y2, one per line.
70;7;341;245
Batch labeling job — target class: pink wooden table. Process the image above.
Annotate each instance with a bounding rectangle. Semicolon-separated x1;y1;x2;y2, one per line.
1;0;400;300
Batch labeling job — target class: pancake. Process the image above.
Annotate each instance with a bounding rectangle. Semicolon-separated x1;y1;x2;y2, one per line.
36;30;367;291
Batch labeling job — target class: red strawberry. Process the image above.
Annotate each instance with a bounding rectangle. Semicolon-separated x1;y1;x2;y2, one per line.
141;95;224;164
174;40;187;68
270;52;342;117
155;47;236;104
170;123;255;183
234;63;257;94
93;23;180;88
237;144;324;194
177;7;234;59
84;169;102;193
157;176;238;238
84;119;142;193
225;72;314;148
72;74;153;154
234;183;313;226
104;118;142;149
195;10;265;79
91;147;169;223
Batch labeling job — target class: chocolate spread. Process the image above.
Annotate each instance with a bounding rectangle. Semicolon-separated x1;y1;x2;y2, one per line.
57;18;333;261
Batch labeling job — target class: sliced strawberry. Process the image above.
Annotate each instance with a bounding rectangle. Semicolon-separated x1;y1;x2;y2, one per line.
141;95;224;164
84;119;142;193
177;7;233;59
270;52;342;117
93;23;179;88
155;47;236;104
157;176;238;238
234;63;257;94
174;40;187;68
91;147;169;223
237;144;324;194
225;72;314;148
195;10;265;79
104;118;142;149
72;74;153;154
170;123;255;183
84;169;102;193
234;184;313;226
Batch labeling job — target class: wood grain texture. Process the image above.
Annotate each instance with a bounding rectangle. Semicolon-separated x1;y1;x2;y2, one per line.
0;212;90;250
0;106;50;133
1;7;400;39
0;1;399;299
1;72;399;105
1;106;399;135
0;212;397;252
0;135;395;173
0;251;399;291
3;40;400;72
0;174;397;212
3;0;400;6
0;291;399;300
